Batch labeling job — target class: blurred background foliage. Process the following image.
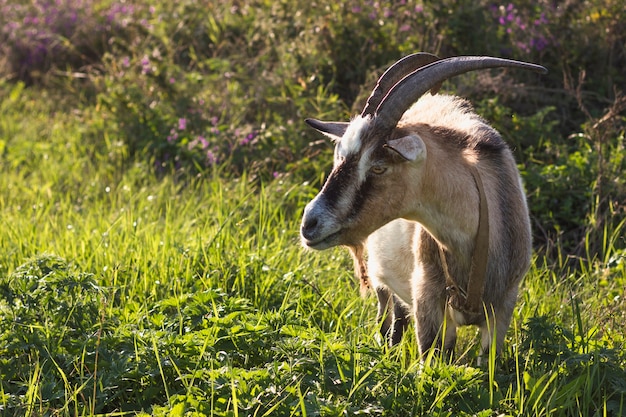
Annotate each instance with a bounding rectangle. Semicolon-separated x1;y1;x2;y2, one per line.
0;0;624;259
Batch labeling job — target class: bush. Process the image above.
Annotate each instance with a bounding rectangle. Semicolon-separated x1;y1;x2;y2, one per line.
0;0;145;84
1;0;624;258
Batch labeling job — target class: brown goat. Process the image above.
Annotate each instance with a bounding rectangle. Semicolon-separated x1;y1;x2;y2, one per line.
300;54;546;357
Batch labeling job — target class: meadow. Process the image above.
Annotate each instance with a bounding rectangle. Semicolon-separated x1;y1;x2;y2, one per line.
0;0;625;415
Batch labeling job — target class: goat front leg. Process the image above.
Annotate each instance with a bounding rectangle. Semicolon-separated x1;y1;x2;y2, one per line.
349;244;411;346
414;280;456;357
479;286;519;361
391;295;411;345
376;286;394;343
376;287;411;346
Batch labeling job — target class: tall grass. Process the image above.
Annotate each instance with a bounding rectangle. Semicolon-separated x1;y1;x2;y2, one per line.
1;78;624;416
1;0;625;415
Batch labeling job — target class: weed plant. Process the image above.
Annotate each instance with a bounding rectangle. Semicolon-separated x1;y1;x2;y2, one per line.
0;0;625;416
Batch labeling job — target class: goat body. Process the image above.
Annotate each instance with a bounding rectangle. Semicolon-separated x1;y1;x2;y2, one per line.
300;54;544;356
366;94;531;354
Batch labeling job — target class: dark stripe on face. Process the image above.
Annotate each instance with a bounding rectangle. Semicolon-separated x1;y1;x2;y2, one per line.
320;151;378;221
319;156;360;212
319;132;390;226
348;174;376;221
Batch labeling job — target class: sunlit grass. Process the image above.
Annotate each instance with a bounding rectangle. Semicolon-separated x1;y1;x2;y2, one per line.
1;81;624;417
1;0;625;413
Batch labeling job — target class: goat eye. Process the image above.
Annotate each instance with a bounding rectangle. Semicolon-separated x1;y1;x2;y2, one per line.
370;165;387;175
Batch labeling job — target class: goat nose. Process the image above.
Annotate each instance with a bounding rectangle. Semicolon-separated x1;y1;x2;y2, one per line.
301;216;319;239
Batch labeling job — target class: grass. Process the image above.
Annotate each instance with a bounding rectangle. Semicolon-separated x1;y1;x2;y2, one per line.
1;0;625;415
1;81;625;417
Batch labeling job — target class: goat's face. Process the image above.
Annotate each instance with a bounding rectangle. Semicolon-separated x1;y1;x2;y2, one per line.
299;53;546;250
300;116;426;250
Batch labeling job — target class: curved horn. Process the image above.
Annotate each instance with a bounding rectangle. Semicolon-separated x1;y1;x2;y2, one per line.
361;52;441;117
374;56;548;131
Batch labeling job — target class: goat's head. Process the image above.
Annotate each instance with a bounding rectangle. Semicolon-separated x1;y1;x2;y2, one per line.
300;54;547;250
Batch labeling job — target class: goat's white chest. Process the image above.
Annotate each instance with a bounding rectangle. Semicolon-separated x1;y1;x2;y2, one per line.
366;219;417;305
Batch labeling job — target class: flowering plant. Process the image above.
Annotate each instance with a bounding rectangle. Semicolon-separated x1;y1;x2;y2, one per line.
490;2;554;55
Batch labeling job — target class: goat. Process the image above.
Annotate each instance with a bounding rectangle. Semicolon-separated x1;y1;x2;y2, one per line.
300;54;546;357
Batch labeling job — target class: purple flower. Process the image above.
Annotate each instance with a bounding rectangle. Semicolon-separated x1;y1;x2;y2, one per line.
239;131;258;146
206;149;218;165
141;56;151;74
167;128;178;142
535;13;548;25
106;3;135;28
516;41;530;53
122;56;130;68
178;118;187;131
531;36;548;51
169;77;176;84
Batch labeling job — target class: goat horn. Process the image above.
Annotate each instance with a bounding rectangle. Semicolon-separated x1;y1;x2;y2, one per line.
361;52;441;117
374;56;548;131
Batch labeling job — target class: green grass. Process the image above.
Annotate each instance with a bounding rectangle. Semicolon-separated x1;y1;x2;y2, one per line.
1;0;625;415
1;81;625;417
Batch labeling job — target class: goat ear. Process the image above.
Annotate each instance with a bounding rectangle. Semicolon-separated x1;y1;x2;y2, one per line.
386;134;426;162
305;118;349;141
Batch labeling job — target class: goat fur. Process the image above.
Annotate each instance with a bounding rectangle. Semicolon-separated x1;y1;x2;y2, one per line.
303;92;532;356
363;93;531;354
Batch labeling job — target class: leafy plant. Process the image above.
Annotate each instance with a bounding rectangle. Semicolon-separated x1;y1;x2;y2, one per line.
0;0;625;415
